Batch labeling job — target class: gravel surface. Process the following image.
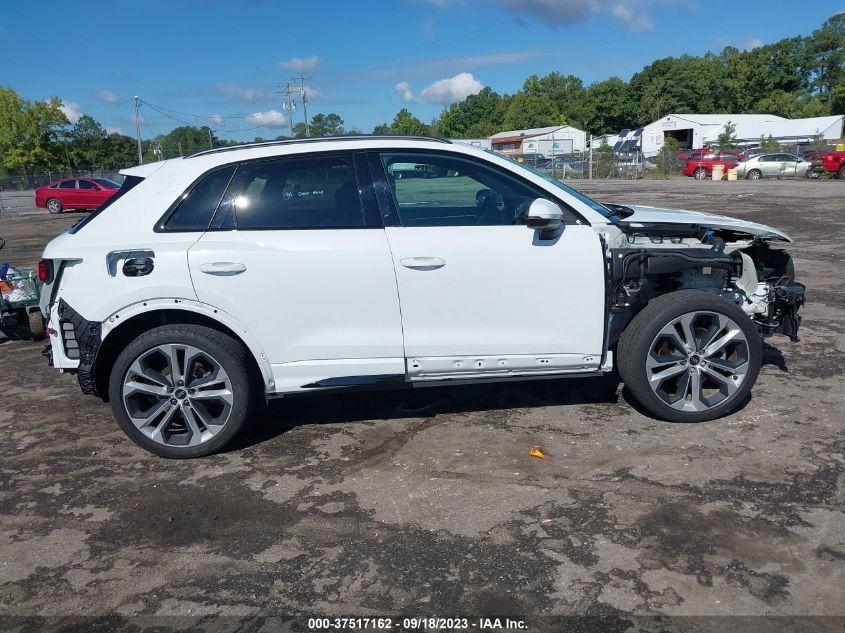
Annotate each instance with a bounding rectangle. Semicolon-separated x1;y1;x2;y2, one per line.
0;179;842;631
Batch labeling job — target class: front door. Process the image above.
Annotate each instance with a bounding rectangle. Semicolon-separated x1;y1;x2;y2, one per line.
371;151;606;380
188;152;405;392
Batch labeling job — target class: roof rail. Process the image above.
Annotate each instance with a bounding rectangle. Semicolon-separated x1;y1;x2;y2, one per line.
187;134;452;158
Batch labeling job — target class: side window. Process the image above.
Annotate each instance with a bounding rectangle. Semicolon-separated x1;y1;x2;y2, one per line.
59;180;76;189
759;155;775;162
703;152;718;161
78;179;95;189
164;165;236;231
231;154;364;230
379;152;547;227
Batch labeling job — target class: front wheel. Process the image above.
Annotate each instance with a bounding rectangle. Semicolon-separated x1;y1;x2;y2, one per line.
108;324;255;458
617;290;762;423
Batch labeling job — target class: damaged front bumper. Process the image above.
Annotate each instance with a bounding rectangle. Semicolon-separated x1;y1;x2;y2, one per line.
756;281;805;342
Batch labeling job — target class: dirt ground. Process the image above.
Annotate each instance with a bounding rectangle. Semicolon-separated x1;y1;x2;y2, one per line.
0;179;843;632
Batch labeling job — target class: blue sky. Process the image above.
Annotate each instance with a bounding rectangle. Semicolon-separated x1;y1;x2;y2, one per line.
0;1;837;140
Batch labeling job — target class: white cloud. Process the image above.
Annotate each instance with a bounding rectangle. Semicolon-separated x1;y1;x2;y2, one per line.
246;109;287;127
216;83;263;103
210;115;224;127
421;72;483;104
106;126;124;135
280;55;318;72
97;89;121;104
60;101;82;124
744;38;764;50
609;2;653;32
395;82;416;103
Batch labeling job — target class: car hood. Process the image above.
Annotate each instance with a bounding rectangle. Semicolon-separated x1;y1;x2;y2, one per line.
619;205;791;242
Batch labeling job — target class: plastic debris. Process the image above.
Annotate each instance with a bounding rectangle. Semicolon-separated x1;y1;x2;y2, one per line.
528;447;546;459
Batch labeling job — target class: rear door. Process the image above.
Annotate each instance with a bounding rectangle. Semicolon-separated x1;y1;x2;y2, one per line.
57;179;78;206
187;151;405;392
370;150;605;381
76;179;103;208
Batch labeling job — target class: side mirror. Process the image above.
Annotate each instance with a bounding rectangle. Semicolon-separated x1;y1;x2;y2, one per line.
526;198;563;234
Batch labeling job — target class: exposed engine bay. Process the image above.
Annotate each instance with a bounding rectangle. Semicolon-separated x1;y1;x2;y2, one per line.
600;205;805;346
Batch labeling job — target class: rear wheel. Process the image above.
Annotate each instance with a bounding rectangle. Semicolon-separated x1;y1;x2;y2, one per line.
108;324;255;458
693;167;707;180
618;290;762;423
46;198;63;214
746;169;762;180
26;310;44;340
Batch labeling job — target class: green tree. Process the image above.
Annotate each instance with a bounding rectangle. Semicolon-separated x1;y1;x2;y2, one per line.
69;114;108;170
502;92;562;130
0;87;68;173
654;135;680;178
717;120;737;149
523;72;588;127
581;78;635;134
759;134;780;152
372;108;429;135
810;13;845;103
436;87;503;138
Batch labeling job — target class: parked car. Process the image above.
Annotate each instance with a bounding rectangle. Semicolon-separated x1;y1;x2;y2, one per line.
802;149;828;179
39;136;805;457
820;150;845;178
683;149;742;179
735;153;812;180
35;178;121;214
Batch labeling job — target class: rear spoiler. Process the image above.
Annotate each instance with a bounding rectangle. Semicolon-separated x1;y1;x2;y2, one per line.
120;160;170;179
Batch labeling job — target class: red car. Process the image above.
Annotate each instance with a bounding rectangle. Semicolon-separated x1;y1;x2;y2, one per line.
682;149;742;180
821;151;845;178
35;177;121;214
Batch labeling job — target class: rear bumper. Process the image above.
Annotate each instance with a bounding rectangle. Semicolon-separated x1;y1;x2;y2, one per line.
48;300;103;395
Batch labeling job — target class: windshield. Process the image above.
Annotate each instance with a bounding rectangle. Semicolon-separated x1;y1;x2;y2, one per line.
492;152;620;220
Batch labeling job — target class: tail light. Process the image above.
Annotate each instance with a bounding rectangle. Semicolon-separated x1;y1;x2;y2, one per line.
38;259;53;283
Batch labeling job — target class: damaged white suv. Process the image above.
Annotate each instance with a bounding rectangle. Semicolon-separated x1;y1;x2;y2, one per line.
40;137;805;458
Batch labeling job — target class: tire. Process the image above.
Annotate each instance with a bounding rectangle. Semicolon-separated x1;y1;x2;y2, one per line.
46;198;63;214
617;290;762;423
693;167;707;180
108;324;256;458
807;168;820;180
746;169;762;180
27;310;45;340
838;165;845;180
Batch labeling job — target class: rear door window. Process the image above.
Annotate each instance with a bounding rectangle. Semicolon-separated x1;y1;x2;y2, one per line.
78;179;95;189
59;180;76;189
227;154;365;230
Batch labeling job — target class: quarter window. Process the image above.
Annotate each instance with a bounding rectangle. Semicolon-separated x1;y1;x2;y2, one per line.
379;152;549;227
230;155;364;230
165;165;236;231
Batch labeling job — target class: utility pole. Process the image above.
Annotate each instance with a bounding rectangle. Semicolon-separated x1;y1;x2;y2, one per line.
277;82;296;138
588;133;593;180
207;128;214;149
134;96;143;164
291;76;311;137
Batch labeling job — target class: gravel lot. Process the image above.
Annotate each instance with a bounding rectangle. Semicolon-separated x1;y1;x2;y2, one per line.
0;179;843;631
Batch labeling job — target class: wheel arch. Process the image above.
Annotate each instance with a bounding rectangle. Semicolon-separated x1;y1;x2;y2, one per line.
94;300;273;401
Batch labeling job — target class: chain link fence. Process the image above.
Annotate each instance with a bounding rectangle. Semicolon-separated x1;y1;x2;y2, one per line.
506;149;685;181
0;170;125;191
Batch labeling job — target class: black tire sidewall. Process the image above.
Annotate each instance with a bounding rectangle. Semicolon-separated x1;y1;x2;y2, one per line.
619;291;762;423
108;325;254;458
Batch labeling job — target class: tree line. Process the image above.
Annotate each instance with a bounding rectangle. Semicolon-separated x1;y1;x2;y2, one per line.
1;14;842;175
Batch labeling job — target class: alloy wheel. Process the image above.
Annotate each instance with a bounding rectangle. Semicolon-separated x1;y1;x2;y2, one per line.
645;311;750;413
47;199;61;213
121;343;234;447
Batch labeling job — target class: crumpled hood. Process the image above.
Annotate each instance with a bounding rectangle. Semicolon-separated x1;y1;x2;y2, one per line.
620;205;792;242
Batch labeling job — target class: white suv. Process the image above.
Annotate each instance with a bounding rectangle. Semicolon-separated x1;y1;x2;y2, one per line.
39;136;805;457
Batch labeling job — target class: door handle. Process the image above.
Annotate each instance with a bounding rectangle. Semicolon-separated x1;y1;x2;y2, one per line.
400;257;445;270
199;262;247;275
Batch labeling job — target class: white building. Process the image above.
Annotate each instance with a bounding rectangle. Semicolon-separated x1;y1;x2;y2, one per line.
490;125;587;156
638;113;844;156
451;138;492;151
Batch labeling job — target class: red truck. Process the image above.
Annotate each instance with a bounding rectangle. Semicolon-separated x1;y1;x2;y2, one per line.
820;151;845;178
682;149;742;179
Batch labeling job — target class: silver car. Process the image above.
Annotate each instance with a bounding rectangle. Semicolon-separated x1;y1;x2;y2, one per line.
736;153;812;179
